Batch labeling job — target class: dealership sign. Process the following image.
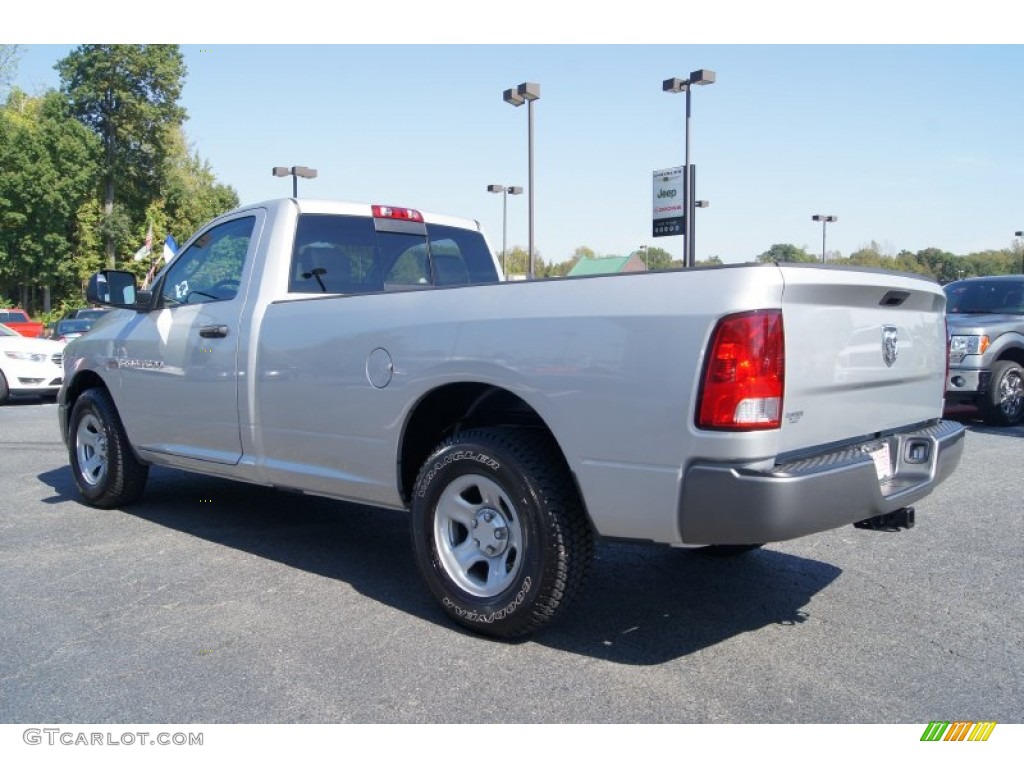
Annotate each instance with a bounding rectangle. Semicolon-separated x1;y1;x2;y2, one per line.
652;166;685;237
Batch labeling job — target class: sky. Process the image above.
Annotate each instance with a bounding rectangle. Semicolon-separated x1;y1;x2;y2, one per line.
5;6;1023;267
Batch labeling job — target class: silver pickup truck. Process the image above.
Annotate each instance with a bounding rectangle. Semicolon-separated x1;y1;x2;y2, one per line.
58;198;964;638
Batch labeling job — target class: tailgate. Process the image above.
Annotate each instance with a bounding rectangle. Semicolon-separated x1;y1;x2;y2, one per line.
778;266;947;455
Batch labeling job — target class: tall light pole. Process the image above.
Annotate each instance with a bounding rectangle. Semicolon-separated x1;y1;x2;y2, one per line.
272;165;318;197
1016;230;1023;274
812;214;838;262
503;82;540;279
663;69;715;268
487;184;523;275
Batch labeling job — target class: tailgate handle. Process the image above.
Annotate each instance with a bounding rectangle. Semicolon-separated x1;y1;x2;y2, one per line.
199;325;229;338
879;291;909;306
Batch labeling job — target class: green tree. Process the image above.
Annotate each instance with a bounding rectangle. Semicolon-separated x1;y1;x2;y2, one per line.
641;246;676;270
907;247;955;280
57;45;187;268
0;89;101;311
125;125;239;282
544;258;576;278
0;45;21;98
965;249;1016;278
757;243;816;263
502;246;529;277
540;245;593;278
158;125;238;240
503;246;547;278
848;244;888;269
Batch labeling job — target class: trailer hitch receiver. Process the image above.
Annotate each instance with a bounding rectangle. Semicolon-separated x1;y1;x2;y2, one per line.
853;507;915;531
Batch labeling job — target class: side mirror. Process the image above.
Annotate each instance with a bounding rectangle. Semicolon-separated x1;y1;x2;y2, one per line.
86;270;153;310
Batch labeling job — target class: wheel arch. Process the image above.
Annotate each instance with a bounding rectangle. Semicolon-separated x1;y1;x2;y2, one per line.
994;345;1024;367
397;383;580;510
61;369;112;439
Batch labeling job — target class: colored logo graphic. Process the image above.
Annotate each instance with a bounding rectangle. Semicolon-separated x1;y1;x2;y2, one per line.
921;721;997;741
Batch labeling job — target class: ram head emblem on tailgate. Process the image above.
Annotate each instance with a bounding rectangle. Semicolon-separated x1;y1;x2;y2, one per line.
882;325;898;367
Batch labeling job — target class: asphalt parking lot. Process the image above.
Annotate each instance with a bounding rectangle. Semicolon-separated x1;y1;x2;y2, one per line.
1;400;1021;724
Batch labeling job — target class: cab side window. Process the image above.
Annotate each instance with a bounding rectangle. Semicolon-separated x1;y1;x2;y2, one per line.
427;224;499;285
161;217;255;306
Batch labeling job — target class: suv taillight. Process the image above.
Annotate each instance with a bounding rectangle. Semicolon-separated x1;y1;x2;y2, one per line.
697;309;784;430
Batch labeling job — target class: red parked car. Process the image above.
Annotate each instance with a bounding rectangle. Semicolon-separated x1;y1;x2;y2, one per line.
0;309;45;338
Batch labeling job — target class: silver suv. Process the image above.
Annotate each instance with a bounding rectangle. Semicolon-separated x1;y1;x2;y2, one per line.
945;275;1024;425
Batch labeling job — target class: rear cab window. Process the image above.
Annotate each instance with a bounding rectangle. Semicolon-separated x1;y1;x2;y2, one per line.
289;213;498;295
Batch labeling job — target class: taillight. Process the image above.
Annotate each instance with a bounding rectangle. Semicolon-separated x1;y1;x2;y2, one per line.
697;309;784;430
372;205;424;223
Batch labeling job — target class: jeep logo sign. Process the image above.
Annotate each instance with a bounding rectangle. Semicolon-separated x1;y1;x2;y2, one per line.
652;165;685;237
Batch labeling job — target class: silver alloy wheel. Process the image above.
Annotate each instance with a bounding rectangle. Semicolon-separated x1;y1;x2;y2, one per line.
999;368;1024;418
433;473;523;598
75;412;108;488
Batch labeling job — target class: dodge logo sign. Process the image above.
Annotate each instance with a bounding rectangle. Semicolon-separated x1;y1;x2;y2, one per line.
882;325;898;367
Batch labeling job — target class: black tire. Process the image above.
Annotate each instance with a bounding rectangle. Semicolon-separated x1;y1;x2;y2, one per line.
0;371;9;405
68;388;149;508
980;360;1024;426
411;428;594;639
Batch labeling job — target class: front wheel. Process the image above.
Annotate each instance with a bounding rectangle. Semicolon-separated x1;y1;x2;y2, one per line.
68;388;149;508
411;428;593;639
980;360;1024;426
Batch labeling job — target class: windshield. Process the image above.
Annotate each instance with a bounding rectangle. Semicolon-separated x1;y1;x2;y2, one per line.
945;280;1024;314
0;323;17;337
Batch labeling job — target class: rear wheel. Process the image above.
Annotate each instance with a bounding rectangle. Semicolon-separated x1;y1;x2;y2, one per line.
0;371;9;405
69;388;149;508
411;428;593;638
980;360;1024;426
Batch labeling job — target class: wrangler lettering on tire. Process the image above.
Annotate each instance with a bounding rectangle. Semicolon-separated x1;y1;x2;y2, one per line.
411;427;593;638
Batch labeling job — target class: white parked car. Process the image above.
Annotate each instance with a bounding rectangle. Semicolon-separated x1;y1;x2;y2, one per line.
0;322;64;404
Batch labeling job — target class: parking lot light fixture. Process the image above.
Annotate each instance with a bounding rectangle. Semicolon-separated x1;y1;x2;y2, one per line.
504;82;540;278
487;184;523;274
272;165;318;197
812;214;838;262
663;69;716;268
